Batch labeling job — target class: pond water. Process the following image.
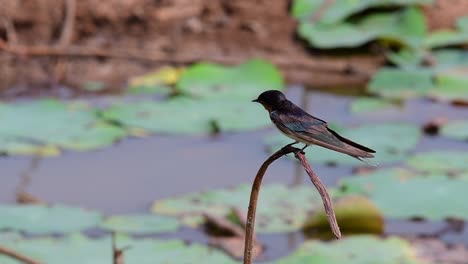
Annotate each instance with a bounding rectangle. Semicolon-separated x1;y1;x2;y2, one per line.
1;86;468;260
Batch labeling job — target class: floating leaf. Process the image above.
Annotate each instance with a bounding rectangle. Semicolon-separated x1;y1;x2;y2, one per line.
304;195;384;237
291;0;324;20
0;205;102;234
425;30;468;49
0;234;237;264
100;214;180;234
0;100;126;155
441;120;468;141
350;97;397;113
430;72;468;102
275;235;423;264
341;168;468;220
292;0;432;24
102;97;271;135
368;68;434;99
425;16;468;49
407;151;468;173
386;48;426;69
176;59;283;100
127;66;184;95
152;183;338;233
265;123;420;166
298;8;426;49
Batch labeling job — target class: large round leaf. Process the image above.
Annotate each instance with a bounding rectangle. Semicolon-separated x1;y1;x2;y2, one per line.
292;0;431;24
297;8;426;49
152;183;338;233
350;98;397;114
0;234;237;264
100;214;180;234
441;120;468;141
176;59;284;100
407;151;468;173
275;235;423;264
0;99;126;155
102;97;271;135
340;168;468;220
368;68;434;99
0;205;102;234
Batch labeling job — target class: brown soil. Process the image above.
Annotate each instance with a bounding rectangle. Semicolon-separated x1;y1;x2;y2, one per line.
1;0;466;97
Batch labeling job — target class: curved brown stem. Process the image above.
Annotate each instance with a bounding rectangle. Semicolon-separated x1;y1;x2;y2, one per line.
243;146;341;264
0;245;42;264
295;152;341;239
243;145;298;264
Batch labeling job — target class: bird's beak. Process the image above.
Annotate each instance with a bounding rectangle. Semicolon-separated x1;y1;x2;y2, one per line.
252;99;259;103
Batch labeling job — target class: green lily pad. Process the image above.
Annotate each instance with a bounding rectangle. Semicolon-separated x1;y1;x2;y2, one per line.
0;234;237;264
304;195;384;237
441;120;468;141
291;0;432;24
275;235;423;264
350;98;397;113
431;49;468;69
425;16;468;49
341;168;468;220
0;99;126;155
430;72;468;102
100;214;180;234
101;97;271;135
407;151;468;173
297;8;426;49
265;123;420;166
291;0;324;21
176;59;284;99
152;183;338;233
0;205;102;234
368;68;434;99
127;66;183;95
386;48;426;69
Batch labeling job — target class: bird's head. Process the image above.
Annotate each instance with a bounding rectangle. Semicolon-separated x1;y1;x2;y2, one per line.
252;90;287;112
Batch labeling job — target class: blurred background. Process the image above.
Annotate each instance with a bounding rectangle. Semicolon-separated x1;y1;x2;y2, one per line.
1;0;468;263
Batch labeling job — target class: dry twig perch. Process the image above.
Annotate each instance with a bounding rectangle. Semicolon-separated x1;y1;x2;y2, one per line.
243;145;341;264
0;245;42;264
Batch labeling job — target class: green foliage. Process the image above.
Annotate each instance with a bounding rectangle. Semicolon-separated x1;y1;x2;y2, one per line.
0;99;126;156
292;0;431;24
177;59;283;99
341;168;468;220
0;205;102;234
407;151;468;173
100;214;180;234
152;183;338;233
275;235;423;264
103;59;283;135
0;234;238;264
298;8;426;49
350;97;397;113
265;123;421;166
441;120;468;141
368;68;434;99
101;97;271;135
425;16;468;48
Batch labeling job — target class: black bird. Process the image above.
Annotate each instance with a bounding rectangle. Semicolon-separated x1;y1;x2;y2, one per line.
253;90;375;161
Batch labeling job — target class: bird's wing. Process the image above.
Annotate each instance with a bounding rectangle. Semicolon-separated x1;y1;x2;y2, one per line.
271;111;345;147
270;111;374;158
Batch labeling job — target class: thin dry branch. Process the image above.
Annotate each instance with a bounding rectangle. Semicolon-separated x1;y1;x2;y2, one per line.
295;152;341;238
243;145;341;264
0;245;42;264
57;0;76;47
0;40;378;76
